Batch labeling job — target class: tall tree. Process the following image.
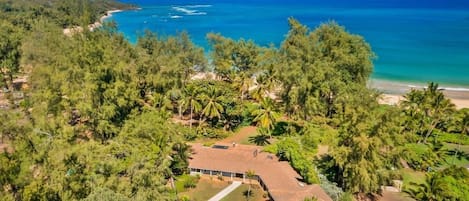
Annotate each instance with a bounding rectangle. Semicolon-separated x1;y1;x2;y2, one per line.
330;87;398;195
200;85;224;122
277;18;375;119
0;20;22;90
245;170;256;200
401;82;456;143
182;84;202;129
252;97;279;137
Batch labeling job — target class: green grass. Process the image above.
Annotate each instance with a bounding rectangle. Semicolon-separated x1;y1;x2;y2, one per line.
239;131;260;145
180;177;231;201
436;131;469;145
400;169;426;188
443;143;469;154
175;174;199;193
220;184;267;201
438;143;469;169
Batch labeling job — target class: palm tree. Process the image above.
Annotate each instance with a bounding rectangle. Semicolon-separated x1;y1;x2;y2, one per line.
245;170;256;200
401;82;455;143
453;111;469;164
250;71;276;102
183;85;202;129
422;85;455;143
200;86;224;122
170;142;192;175
406;173;447;201
252;98;279;138
234;72;253;101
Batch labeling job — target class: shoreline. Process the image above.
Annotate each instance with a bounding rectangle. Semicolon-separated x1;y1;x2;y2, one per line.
89;9;123;31
371;79;469;109
64;9;123;35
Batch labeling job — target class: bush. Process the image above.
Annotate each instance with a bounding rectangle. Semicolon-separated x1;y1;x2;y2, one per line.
272;138;320;184
243;189;254;198
338;192;354;201
197;127;229;139
319;174;344;201
175;175;200;192
183;176;198;189
179;195;191;201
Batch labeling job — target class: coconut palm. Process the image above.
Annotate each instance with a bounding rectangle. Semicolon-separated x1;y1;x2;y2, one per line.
252;98;279;137
169;142;192;175
200;86;224;122
401;82;455;143
453;110;469;163
406;173;447;201
234;72;253;101
245;170;256;200
183;85;202;129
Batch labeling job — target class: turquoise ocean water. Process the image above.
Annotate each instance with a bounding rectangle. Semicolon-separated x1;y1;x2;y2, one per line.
109;0;469;89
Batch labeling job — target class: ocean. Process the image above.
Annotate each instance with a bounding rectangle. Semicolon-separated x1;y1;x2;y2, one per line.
109;0;469;89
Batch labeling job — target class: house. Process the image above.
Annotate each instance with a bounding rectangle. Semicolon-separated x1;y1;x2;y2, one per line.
189;143;333;201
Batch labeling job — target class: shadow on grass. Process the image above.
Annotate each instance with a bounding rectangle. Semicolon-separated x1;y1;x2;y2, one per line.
248;135;271;146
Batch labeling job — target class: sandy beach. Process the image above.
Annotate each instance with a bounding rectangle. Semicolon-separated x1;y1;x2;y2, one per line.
89;9;123;31
64;9;123;35
371;79;469;109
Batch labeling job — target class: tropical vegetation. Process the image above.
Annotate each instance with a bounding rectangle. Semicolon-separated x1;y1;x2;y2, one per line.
1;0;468;201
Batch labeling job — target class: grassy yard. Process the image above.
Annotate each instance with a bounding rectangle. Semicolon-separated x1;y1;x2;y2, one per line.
179;176;231;201
239;132;260;145
220;184;267;201
399;169;426;188
443;143;469;154
439;143;469;169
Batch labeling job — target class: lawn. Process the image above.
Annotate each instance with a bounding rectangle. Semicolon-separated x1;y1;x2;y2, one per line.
399;169;426;188
220;184;267;201
239;132;260;145
439;143;469;169
180;176;231;201
443;143;469;154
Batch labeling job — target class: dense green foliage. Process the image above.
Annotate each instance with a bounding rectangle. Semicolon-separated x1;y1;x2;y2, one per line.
1;1;469;201
406;166;469;201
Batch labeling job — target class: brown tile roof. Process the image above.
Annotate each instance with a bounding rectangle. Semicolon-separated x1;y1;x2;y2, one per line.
189;143;333;201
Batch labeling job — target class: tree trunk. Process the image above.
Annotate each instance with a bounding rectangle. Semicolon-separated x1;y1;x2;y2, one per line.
422;120;438;144
452;133;463;165
247;178;252;200
189;102;193;129
178;104;183;119
1;71;9;90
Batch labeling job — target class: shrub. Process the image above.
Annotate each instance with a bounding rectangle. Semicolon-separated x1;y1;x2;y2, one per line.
274;138;320;184
319;174;344;201
175;175;200;191
179;195;190;201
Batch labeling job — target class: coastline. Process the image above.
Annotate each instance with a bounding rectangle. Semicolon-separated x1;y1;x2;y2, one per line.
371;79;469;109
63;9;123;35
89;9;123;31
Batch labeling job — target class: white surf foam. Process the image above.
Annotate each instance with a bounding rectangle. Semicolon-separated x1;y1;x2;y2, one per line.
406;84;469;92
184;5;213;8
170;15;183;19
172;6;196;14
172;6;207;16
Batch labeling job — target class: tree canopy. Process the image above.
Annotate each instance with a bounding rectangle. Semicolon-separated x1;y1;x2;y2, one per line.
0;1;468;201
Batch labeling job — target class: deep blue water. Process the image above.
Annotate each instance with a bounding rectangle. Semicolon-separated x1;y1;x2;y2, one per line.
109;0;469;87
